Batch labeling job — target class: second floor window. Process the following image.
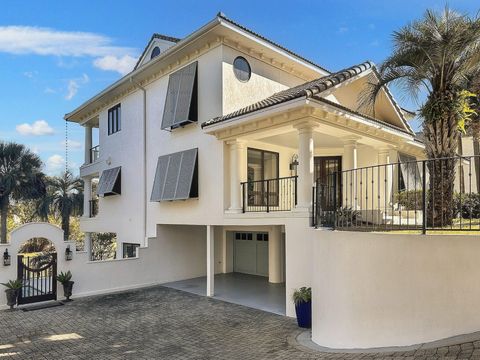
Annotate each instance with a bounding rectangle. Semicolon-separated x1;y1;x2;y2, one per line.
108;104;121;135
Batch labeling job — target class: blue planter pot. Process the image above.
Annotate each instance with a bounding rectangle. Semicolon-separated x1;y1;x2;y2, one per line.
295;300;312;328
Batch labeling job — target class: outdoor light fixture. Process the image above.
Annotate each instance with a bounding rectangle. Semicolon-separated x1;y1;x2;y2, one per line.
65;246;73;261
3;249;11;266
290;154;299;173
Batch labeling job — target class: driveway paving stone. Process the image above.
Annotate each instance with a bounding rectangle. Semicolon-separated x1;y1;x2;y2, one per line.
0;286;478;359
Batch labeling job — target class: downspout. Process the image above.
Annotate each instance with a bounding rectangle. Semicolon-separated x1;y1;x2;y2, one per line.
130;77;148;246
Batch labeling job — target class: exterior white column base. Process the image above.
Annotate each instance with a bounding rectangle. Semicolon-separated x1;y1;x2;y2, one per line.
225;208;243;214
293;205;311;213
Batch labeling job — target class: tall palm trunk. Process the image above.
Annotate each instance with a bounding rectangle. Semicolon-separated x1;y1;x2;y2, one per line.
0;199;9;244
62;214;70;241
423;93;460;226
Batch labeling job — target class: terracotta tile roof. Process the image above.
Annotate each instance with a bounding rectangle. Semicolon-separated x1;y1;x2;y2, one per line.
201;61;373;128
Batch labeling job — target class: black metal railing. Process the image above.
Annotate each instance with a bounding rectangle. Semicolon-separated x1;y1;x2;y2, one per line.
242;176;297;212
89;199;98;218
312;155;480;233
90;145;100;163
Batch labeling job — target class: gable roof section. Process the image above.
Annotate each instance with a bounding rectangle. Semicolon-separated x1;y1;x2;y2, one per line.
65;13;331;123
202;61;373;128
217;13;329;74
134;33;182;70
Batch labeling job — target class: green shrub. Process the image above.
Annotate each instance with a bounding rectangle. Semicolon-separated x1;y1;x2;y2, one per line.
57;271;73;284
454;193;480;219
1;279;22;290
395;190;425;210
292;287;311;305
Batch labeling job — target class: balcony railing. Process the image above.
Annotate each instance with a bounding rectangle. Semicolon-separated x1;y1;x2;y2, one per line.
90;145;100;163
241;176;297;212
312;155;480;233
89;199;98;218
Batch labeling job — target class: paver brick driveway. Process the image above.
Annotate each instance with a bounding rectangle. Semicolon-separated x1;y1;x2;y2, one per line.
1;286;479;359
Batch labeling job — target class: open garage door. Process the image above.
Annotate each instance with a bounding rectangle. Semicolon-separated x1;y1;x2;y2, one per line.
233;232;268;277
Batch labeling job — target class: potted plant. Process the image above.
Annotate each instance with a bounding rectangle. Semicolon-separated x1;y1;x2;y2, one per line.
293;287;312;328
1;279;22;309
57;271;74;301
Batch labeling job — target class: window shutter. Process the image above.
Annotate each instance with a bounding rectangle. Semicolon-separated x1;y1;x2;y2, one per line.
161;62;197;129
97;167;121;196
150;149;198;201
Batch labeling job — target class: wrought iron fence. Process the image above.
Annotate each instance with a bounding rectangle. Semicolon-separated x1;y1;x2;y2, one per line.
312;155;480;233
242;176;297;212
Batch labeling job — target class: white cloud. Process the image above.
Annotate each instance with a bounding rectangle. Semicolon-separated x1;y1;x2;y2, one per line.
65;73;89;100
23;71;37;78
16;120;54;136
44;87;56;94
61;139;82;149
65;80;79;100
93;55;137;75
46;154;64;175
0;26;134;57
0;26;138;74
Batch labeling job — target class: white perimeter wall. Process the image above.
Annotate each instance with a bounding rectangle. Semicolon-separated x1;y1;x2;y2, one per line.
312;230;480;349
0;223;208;309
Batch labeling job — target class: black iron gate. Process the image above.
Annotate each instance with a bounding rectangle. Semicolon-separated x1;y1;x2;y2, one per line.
17;253;57;305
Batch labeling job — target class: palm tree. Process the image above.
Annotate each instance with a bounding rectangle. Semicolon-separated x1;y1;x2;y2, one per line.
366;8;480;226
0;142;46;243
40;171;83;241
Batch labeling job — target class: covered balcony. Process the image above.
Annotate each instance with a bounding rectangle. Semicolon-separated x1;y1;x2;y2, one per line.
203;104;424;219
79;117;100;178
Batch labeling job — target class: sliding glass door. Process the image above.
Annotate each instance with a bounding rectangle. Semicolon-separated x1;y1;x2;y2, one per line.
247;148;279;206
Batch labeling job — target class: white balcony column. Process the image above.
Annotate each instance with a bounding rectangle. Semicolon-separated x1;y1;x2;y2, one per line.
83;177;92;218
294;120;318;211
84;126;92;164
342;137;359;171
227;140;247;213
342;136;360;209
378;148;393;209
268;226;283;283
206;225;215;297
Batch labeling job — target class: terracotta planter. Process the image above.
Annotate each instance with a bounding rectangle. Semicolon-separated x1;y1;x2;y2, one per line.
62;281;74;301
5;289;19;309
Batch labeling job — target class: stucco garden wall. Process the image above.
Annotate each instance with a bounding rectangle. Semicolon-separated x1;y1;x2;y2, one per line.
311;230;480;349
0;223;209;309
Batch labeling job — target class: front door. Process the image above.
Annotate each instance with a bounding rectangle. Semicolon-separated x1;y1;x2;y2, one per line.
314;156;342;210
233;232;269;277
17;252;57;305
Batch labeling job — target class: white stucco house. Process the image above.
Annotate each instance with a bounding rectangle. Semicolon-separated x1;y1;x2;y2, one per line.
62;13;480;349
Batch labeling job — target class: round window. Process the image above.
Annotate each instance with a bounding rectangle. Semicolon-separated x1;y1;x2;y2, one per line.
151;46;161;59
233;56;251;82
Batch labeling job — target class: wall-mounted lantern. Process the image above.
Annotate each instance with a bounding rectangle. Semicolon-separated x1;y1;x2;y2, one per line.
65;246;73;261
290;154;299;174
3;249;11;266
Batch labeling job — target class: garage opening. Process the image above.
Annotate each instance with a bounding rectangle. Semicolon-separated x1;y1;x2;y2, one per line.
163;226;286;315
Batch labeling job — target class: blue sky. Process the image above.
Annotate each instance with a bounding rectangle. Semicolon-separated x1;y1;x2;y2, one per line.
0;0;478;176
